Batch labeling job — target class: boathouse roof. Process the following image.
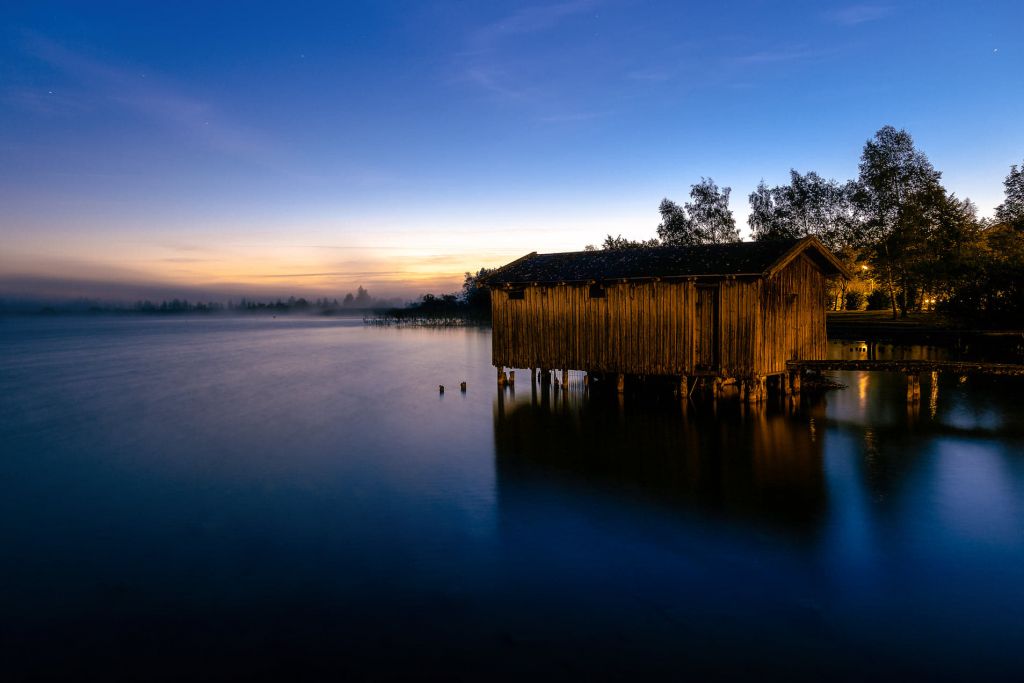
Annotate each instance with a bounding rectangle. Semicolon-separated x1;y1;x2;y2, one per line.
486;236;849;286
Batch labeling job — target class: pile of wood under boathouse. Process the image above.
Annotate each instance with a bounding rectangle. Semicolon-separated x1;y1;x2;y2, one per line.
485;236;850;401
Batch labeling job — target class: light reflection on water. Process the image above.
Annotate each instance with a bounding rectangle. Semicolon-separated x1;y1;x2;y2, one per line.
1;316;1023;680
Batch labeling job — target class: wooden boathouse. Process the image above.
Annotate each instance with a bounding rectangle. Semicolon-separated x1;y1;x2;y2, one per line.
486;236;850;401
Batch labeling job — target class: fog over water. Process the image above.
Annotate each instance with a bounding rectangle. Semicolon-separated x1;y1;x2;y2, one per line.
1;317;1022;680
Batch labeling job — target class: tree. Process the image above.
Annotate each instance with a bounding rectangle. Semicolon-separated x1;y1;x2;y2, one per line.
748;171;856;252
851;126;947;319
658;178;739;245
942;164;1024;326
995;161;1024;230
748;180;794;242
599;234;661;250
354;286;372;307
461;268;493;319
688;178;739;244
656;198;694;245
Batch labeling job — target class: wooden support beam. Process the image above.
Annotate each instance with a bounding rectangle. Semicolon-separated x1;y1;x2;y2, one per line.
789;370;801;395
616;373;625;394
744;376;767;403
497;367;506;386
906;373;921;402
679;375;688;398
562;368;569;388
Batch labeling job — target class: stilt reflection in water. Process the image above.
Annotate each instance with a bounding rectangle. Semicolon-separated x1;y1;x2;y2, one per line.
492;385;828;533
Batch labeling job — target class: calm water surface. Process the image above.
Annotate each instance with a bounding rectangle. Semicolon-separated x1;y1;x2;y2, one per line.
1;317;1022;680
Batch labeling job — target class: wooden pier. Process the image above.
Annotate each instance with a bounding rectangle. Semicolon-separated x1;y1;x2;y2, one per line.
788;359;1024;376
787;359;1024;402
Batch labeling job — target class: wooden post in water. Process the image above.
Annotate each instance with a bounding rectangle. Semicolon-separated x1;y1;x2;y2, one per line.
561;368;569;388
789;369;801;395
679;375;688;399
508;371;515;386
616;373;625;394
497;367;506;386
906;372;921;402
744;376;766;403
460;381;467;392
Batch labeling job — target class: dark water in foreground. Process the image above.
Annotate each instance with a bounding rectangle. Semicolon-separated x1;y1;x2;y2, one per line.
1;317;1022;681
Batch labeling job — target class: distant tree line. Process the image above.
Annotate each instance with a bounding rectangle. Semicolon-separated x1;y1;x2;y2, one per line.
587;125;1024;327
11;288;404;316
130;290;403;314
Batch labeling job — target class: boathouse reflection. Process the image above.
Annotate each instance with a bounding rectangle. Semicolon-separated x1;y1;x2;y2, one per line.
492;388;829;534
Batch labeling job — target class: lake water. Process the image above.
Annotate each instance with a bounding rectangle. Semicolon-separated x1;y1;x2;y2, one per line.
1;316;1022;680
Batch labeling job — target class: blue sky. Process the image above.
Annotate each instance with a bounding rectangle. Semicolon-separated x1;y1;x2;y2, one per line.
1;1;1022;300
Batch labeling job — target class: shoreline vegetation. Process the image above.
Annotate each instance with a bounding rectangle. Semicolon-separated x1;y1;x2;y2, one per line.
366;268;493;327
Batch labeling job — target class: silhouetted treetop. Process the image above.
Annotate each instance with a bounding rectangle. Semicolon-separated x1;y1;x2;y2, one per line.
995;162;1024;230
658;178;739;246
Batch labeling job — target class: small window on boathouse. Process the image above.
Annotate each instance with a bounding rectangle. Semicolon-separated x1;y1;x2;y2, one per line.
589;284;606;299
508;288;525;300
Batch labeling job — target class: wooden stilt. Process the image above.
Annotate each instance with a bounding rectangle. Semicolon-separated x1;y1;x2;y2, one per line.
508;371;515;386
744;376;766;403
497;367;506;386
562;368;569;388
459;381;466;392
531;368;537;385
679;375;688;398
789;370;801;395
906;373;921;402
616;373;625;394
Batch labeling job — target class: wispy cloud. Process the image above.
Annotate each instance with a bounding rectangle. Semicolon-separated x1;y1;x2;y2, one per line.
466;0;599;51
454;1;599;115
16;32;276;162
461;66;526;100
735;46;823;65
826;4;893;26
626;69;674;83
537;110;609;124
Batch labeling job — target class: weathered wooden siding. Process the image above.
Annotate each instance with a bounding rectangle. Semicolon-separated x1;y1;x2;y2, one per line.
491;281;697;376
718;279;761;378
758;253;828;375
492;253;829;379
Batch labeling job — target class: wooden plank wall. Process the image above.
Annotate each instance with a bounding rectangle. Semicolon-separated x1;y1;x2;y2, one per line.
719;279;761;378
491;281;696;376
757;254;828;375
